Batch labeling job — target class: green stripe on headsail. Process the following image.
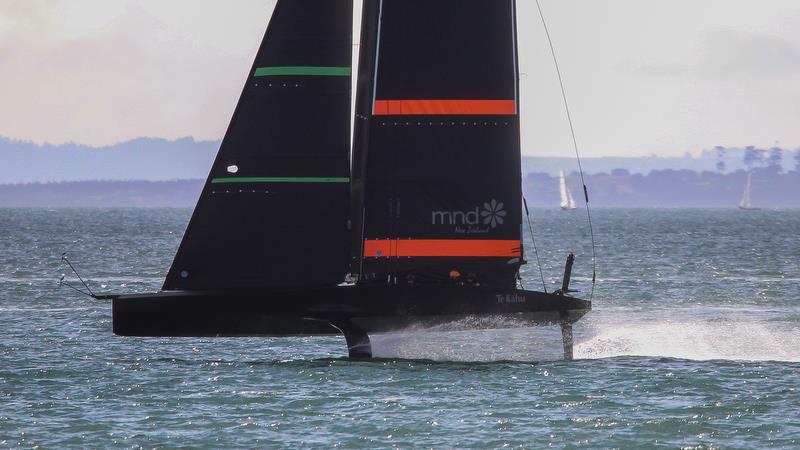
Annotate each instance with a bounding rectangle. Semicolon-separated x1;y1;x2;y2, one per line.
254;66;351;77
211;177;350;184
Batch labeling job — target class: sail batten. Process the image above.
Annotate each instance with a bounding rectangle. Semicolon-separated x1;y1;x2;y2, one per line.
254;66;352;77
364;239;522;258
373;99;516;116
211;177;350;184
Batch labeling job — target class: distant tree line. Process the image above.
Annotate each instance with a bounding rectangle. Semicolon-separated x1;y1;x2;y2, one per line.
526;164;800;208
714;145;800;173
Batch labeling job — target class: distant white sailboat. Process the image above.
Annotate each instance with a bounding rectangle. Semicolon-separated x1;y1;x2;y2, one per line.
739;172;759;210
559;170;577;210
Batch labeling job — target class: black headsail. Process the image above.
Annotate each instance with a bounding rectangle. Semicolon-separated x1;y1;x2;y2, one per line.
352;0;523;288
164;0;353;290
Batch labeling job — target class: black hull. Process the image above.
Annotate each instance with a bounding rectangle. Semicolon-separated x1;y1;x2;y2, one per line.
112;285;589;338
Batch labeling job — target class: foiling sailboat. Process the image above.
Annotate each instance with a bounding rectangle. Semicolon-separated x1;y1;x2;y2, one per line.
109;0;592;359
739;172;759;210
559;170;577;210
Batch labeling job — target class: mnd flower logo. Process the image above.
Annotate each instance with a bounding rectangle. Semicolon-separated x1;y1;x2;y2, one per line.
481;199;506;228
431;198;507;231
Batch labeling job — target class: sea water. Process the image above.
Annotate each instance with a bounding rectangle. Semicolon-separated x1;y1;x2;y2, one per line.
0;208;798;448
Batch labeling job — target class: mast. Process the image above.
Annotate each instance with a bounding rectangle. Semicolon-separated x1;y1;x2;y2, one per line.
351;0;523;288
351;0;382;279
163;0;353;290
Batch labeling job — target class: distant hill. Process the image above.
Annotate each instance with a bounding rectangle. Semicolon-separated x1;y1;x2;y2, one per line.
2;136;799;207
0;136;218;183
0;180;203;207
3;136;798;183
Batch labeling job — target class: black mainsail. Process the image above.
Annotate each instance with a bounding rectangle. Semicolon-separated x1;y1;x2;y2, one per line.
110;0;591;360
352;0;523;288
164;0;353;290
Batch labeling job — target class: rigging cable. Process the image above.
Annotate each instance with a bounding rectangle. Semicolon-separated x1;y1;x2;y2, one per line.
524;197;548;294
535;0;597;300
61;252;95;298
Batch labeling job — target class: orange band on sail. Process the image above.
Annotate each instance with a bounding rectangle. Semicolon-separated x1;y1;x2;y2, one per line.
373;99;516;116
364;239;521;258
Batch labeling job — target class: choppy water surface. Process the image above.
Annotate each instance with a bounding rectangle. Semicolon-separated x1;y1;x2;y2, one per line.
1;208;798;448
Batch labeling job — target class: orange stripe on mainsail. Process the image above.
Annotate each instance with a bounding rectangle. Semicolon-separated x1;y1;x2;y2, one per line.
373;99;516;116
364;239;521;258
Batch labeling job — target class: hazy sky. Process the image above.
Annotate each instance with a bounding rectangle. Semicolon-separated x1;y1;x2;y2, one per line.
2;0;800;157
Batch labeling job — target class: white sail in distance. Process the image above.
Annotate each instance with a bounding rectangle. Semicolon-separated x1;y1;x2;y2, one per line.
559;170;577;210
739;172;753;210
